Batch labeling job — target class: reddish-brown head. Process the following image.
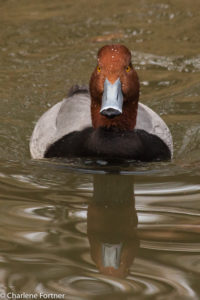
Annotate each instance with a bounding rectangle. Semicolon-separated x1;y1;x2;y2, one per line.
90;44;140;130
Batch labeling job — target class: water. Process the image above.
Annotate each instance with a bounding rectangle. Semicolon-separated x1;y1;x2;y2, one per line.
0;0;200;299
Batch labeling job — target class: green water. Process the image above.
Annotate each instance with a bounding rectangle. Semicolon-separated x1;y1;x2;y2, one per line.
0;0;200;299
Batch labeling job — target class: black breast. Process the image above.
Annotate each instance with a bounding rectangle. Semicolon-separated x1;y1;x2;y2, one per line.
45;127;171;162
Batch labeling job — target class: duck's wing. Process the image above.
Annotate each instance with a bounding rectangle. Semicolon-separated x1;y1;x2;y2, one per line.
30;93;92;159
136;103;173;156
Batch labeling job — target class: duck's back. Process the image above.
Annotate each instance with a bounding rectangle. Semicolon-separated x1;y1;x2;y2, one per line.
135;103;173;156
30;93;91;159
30;93;173;160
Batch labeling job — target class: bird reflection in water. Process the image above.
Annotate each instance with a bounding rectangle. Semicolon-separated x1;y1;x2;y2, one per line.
87;174;139;278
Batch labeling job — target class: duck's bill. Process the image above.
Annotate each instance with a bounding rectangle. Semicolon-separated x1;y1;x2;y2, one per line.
100;78;123;118
102;242;122;269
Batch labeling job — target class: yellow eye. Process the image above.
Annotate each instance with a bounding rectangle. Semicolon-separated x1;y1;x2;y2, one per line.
97;66;101;73
126;65;131;72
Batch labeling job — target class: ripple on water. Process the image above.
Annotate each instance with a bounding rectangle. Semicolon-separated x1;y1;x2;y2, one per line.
4;264;198;300
132;51;200;73
129;258;198;300
0;175;198;299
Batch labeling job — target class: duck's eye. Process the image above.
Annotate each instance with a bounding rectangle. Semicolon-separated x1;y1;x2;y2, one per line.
97;66;101;73
126;65;131;73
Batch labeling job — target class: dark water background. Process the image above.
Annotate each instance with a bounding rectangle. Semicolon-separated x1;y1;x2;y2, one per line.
0;0;200;299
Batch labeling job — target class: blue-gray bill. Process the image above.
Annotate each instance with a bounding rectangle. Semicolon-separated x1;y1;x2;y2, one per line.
100;78;123;118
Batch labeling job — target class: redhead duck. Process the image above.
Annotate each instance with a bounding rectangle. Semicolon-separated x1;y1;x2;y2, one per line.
30;45;173;161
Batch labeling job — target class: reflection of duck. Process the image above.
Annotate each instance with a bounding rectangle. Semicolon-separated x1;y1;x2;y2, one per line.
30;44;173;161
87;174;139;278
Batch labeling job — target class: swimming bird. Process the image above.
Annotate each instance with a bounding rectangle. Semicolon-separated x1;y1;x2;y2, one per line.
30;45;173;161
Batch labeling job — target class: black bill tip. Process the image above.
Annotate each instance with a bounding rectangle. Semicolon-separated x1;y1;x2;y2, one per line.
100;108;121;119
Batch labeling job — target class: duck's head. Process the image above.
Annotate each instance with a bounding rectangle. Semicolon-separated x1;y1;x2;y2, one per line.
90;44;140;130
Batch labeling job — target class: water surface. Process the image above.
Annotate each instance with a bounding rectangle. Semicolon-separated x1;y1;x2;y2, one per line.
0;0;200;299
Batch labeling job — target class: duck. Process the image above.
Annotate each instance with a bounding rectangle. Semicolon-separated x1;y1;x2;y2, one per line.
30;44;173;161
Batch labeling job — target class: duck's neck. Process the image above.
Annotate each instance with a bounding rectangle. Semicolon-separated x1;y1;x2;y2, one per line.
91;99;138;131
